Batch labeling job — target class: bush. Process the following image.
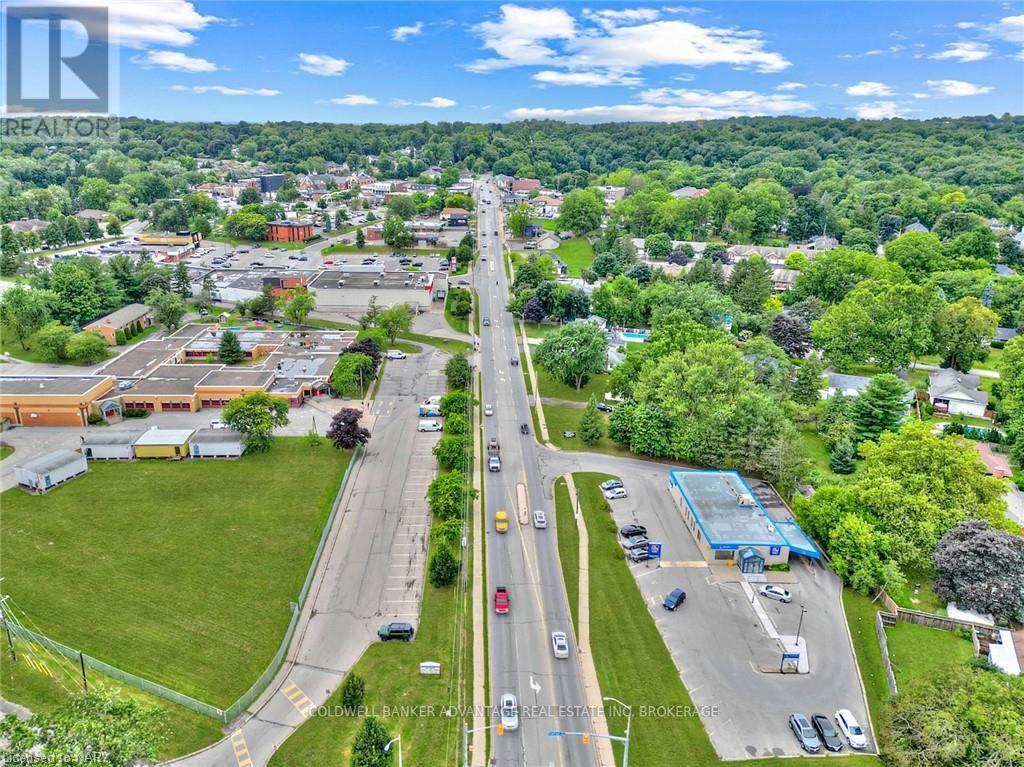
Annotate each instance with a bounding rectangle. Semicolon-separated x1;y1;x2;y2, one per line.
114;328;127;345
340;673;365;712
124;409;150;418
86;413;107;425
428;546;460;587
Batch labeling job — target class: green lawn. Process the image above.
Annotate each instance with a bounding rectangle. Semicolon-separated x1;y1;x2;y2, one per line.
553;477;579;637
553;238;595;277
841;590;894;733
0;649;223;760
886;570;946;615
523;322;563;339
884;622;975;687
543;404;632;457
0;444;14;461
568;472;880;767
0;438;352;707
445;291;470;335
798;422;860;482
534;367;612;403
400;330;471;355
1;323;111;365
530;217;559;232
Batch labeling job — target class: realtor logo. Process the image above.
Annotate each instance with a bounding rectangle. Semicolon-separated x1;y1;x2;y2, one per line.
3;4;110;113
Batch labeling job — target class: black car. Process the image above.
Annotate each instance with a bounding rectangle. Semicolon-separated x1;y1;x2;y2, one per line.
811;714;843;752
378;622;415;641
596;402;613;412
662;588;686;610
620;524;648;538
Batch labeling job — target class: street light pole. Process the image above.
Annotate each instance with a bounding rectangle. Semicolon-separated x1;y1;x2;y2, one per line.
384;736;402;767
602;696;633;767
795;604;808;646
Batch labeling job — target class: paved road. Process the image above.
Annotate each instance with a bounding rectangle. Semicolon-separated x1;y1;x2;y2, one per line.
169;347;445;767
475;179;597;767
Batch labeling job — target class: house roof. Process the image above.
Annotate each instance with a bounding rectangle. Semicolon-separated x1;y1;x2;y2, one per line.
17;449;85;475
4;218;48;233
0;376;112;396
826;373;872;393
904;221;929;233
133;427;195;446
670;186;709;199
192;428;243;443
86;303;151;329
81;430;145;446
928;368;988;406
995;327;1018;343
195;369;275;388
75;209;110;220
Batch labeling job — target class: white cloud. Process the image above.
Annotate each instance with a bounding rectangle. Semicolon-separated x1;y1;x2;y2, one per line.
838;45;904;59
171;85;278;96
912;92;930;99
137;50;217;72
775;81;806;91
467;4;790;74
324;94;377;106
533;70;643;87
846;80;894;96
924;79;994;96
394;96;457;108
297;53;350;76
640;87;812;112
929;42;992;62
44;0;220;48
852;102;906;119
955;13;1024;58
392;22;424;42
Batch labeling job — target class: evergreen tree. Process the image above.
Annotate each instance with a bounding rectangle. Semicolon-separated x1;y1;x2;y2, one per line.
173;261;192;298
428;545;459;587
578;396;604;444
828;439;857;474
219;330;245;364
83;217;102;239
335;210;345;229
355;228;366;249
115;328;127;345
105;217;123;236
792;357;825;406
350;716;393;767
0;226;20;275
849;373;910;443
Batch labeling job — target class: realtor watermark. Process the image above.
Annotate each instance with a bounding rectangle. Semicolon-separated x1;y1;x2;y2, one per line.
1;2;119;142
314;703;720;719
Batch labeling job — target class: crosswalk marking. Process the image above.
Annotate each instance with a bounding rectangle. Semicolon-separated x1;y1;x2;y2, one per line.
281;680;316;717
230;729;252;767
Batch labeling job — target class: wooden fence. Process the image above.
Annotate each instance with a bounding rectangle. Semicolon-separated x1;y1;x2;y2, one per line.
874;611;899;696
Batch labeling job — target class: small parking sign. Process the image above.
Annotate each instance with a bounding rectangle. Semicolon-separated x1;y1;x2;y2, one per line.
647;542;662;559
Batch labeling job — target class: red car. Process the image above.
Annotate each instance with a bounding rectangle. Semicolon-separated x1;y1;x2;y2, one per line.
494;587;510;614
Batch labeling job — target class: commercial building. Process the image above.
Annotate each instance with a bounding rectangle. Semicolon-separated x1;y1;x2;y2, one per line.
310;269;441;313
0;376;115;426
138;231;202;249
132;428;195;459
667;469;819;570
84;303;154;345
267;220;314;242
14;449;88;493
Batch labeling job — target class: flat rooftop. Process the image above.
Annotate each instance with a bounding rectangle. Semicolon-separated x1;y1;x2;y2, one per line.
670;470;789;549
266;354;335;378
195;369;274;388
99;340;181;378
0;376;111;396
310;270;432;290
134;428;195;446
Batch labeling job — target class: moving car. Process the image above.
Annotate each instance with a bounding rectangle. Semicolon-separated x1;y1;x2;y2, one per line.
488;455;501;472
604;487;628;500
484;404;494;416
811;714;844;752
789;713;822;753
596;402;613;412
386;350;407;360
551;631;569;659
620;524;647;538
500;693;519;731
532;510;547;529
495;510;509;533
494;586;510;614
377;622;415;641
759;585;793;603
835;709;868;750
662;588;687;610
600;479;623;491
418;420;442;432
482;318;491;326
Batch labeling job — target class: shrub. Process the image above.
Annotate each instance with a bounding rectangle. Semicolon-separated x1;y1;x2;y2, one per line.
340;673;365;712
114;329;127;345
124;409;150;418
428;546;460;587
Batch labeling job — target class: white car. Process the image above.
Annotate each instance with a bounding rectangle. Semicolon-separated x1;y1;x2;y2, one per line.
758;584;793;603
484;404;494;416
386;350;407;360
604;487;628;500
500;693;519;731
551;631;569;659
532;510;547;529
210;419;229;430
835;709;868;750
418;420;443;432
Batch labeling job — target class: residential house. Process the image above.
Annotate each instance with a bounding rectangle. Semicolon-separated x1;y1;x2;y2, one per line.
511;178;540;194
84;303;154;345
904;221;929;234
132;428;195;459
771;268;799;292
822;372;872;399
995;327;1019;344
14;449;88;493
670;186;709;199
596;186;626;204
929;369;989;418
806;235;839;252
534;232;562;251
74;209;110;223
532;195;562;218
4;218;48;234
440;207;470;227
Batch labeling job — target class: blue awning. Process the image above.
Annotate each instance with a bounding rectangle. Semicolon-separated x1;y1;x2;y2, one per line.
774;520;821;559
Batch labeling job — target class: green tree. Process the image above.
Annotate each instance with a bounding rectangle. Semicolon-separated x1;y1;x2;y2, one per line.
427;470;469;520
350;715;393;767
331;352;375;397
64;330;108;363
105;217;123;236
115;328;127;345
340;673;365;712
883;231;949;283
278;286;317;326
49;262;101;325
428;545;460;587
508;202;531;238
433;435;469;471
644;232;672;261
223;211;269;241
727;255;773;312
578;396;604;444
146;288;186;330
535;321;607;391
83;217;102;240
445;353;472;390
218;329;244;364
387;195;417;220
558;189;603;233
62;216;84;245
173;261;192;298
34;321;73;361
791;357;825;406
934;296;998;372
849;373;910;443
828;439;857;474
377;304;412;343
355;228;366;249
0;226;21;275
0;285;52;350
238;187;261;206
223;392;290;452
381;216;413;248
793;247;907;304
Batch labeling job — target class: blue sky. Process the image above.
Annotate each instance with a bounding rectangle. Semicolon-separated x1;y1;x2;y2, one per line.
94;1;1024;122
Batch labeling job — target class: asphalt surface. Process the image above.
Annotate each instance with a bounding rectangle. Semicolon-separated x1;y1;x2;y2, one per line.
475;180;598;767
168;346;445;767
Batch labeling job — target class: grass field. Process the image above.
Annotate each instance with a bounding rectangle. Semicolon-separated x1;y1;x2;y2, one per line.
884;622;975;687
567;472;880;767
886;570;946;615
553;477;579;636
543;405;632;457
841;590;893;733
0;444;13;461
534;367;612;403
445;291;470;335
0;438;352;706
797;422;861;482
553;238;595;277
530;217;559;232
522;322;563;339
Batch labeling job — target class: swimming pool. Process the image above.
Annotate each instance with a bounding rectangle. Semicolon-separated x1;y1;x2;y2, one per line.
621;330;650;342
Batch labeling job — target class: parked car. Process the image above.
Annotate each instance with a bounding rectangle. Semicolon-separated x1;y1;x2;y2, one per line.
596;402;613;412
210;419;229;430
494;510;509;533
789;713;822;753
494;586;509;614
418;420;442;432
620;524;647;538
604;487;628;500
662;588;687;611
621;535;649;551
458;279;470;285
386;350;407;360
551;631;569;659
758;585;793;603
627;548;650;563
835;709;868;750
377;622;415;642
532;510;547;529
811;714;843;752
600;479;623;491
412;260;423;267
500;693;518;731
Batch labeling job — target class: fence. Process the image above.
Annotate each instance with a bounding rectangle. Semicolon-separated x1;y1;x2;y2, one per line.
2;443;364;724
874;611;899;696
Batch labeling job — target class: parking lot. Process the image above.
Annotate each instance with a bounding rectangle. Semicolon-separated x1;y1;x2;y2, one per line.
596;467;875;759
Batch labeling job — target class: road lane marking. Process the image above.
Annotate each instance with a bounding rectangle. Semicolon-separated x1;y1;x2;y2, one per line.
281;680;316;717
231;729;253;767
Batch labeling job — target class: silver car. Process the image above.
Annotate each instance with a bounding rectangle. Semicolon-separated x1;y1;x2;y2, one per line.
759;585;793;603
551;631;569;659
500;693;519;731
532;510;547;529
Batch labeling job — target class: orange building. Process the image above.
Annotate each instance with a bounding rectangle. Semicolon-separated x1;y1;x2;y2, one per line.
0;376;115;426
267;220;313;242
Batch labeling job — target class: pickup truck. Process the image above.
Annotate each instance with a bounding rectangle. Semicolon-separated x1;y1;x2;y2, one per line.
494;587;510;614
487;437;500;456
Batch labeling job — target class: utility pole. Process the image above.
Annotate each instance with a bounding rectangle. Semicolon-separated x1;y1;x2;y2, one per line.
603;696;633;767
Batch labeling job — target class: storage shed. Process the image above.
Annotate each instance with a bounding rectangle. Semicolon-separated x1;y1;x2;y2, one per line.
81;430;142;460
190;428;245;459
15;450;88;493
132;427;195;459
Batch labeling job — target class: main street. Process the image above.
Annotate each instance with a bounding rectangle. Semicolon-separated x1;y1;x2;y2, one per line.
474;179;598;767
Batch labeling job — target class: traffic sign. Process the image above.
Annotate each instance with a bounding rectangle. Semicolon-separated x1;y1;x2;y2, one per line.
647;542;662;559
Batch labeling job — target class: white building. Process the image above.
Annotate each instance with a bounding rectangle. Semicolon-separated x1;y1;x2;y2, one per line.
190;428;246;458
81;430;142;460
15;449;88;493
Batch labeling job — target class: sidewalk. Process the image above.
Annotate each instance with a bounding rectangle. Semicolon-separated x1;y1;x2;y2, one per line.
520;318;552;447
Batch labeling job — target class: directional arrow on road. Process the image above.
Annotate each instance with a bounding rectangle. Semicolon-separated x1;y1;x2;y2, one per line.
530;675;542;695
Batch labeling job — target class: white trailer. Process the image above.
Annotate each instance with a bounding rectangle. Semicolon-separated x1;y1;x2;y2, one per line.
15;449;88;493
